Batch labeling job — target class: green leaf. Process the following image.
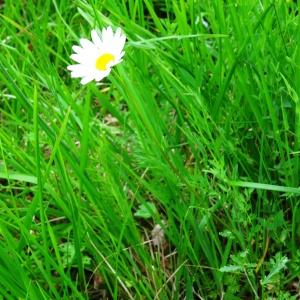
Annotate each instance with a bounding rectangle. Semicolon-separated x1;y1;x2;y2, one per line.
0;171;37;184
219;265;243;273
134;202;157;219
261;254;289;286
59;242;76;267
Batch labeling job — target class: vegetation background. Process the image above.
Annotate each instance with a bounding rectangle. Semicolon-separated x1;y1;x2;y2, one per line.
1;0;300;299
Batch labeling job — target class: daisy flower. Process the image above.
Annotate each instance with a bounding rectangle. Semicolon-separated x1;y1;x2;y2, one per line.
67;27;126;85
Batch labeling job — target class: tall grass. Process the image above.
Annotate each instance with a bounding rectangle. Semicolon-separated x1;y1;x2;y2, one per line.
0;0;300;299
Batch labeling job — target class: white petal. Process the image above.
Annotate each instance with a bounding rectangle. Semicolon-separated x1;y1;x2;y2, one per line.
109;51;124;67
101;27;107;41
91;30;102;48
68;64;89;78
114;35;126;54
70;65;89;77
107;26;113;37
111;49;125;63
70;54;86;64
119;34;126;48
102;26;114;44
80;38;95;49
67;64;84;72
71;49;98;66
71;70;88;78
80;75;95;85
72;45;84;54
95;70;111;81
111;59;123;67
114;27;122;39
117;51;125;59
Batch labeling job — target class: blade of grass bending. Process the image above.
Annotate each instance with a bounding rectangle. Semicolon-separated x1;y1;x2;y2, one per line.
79;91;91;186
293;13;300;186
33;85;50;275
212;3;274;120
230;180;300;194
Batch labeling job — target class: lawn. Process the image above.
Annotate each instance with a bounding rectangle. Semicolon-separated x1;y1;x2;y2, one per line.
0;0;300;299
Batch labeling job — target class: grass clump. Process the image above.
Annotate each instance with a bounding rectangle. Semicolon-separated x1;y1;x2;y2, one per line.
0;0;300;299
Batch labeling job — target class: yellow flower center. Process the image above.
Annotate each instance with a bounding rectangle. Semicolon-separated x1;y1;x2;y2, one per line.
95;53;115;71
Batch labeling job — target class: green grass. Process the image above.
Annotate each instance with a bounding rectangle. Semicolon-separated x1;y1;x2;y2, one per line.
1;0;300;299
